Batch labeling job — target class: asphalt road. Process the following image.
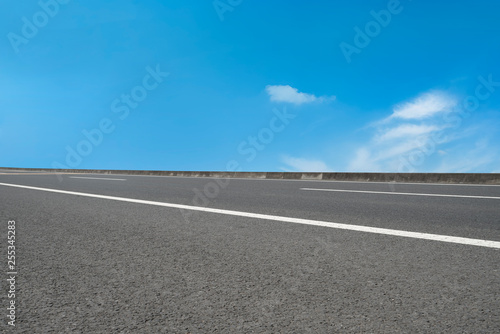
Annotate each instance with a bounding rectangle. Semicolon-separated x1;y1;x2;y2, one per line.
0;171;499;333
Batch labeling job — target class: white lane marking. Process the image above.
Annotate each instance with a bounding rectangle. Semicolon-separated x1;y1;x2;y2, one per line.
1;182;499;249
69;177;126;181
301;188;500;200
78;174;500;187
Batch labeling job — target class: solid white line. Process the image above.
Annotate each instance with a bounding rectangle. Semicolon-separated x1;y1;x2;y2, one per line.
1;182;499;249
69;176;126;181
301;188;500;200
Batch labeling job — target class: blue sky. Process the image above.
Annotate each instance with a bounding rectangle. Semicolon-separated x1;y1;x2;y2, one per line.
1;0;499;172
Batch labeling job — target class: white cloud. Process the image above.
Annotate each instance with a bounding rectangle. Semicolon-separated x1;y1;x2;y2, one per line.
266;85;334;105
347;90;464;172
390;92;456;120
375;124;439;142
348;148;381;172
433;141;497;173
281;156;330;172
375;140;427;161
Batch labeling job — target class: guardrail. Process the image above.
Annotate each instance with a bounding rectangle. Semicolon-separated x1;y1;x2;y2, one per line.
1;167;500;184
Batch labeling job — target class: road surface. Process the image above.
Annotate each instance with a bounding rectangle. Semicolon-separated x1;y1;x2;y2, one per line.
0;171;499;333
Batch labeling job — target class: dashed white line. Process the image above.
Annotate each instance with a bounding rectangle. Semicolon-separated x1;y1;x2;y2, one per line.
69;176;126;181
300;188;500;200
70;173;500;187
1;182;499;249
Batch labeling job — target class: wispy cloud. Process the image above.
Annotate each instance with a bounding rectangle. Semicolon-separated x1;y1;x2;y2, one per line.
348;148;381;172
266;85;335;105
347;90;463;172
375;124;439;143
389;91;456;120
433;138;498;172
281;155;330;172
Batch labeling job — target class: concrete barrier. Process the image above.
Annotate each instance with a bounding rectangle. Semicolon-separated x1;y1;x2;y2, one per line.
0;167;499;184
